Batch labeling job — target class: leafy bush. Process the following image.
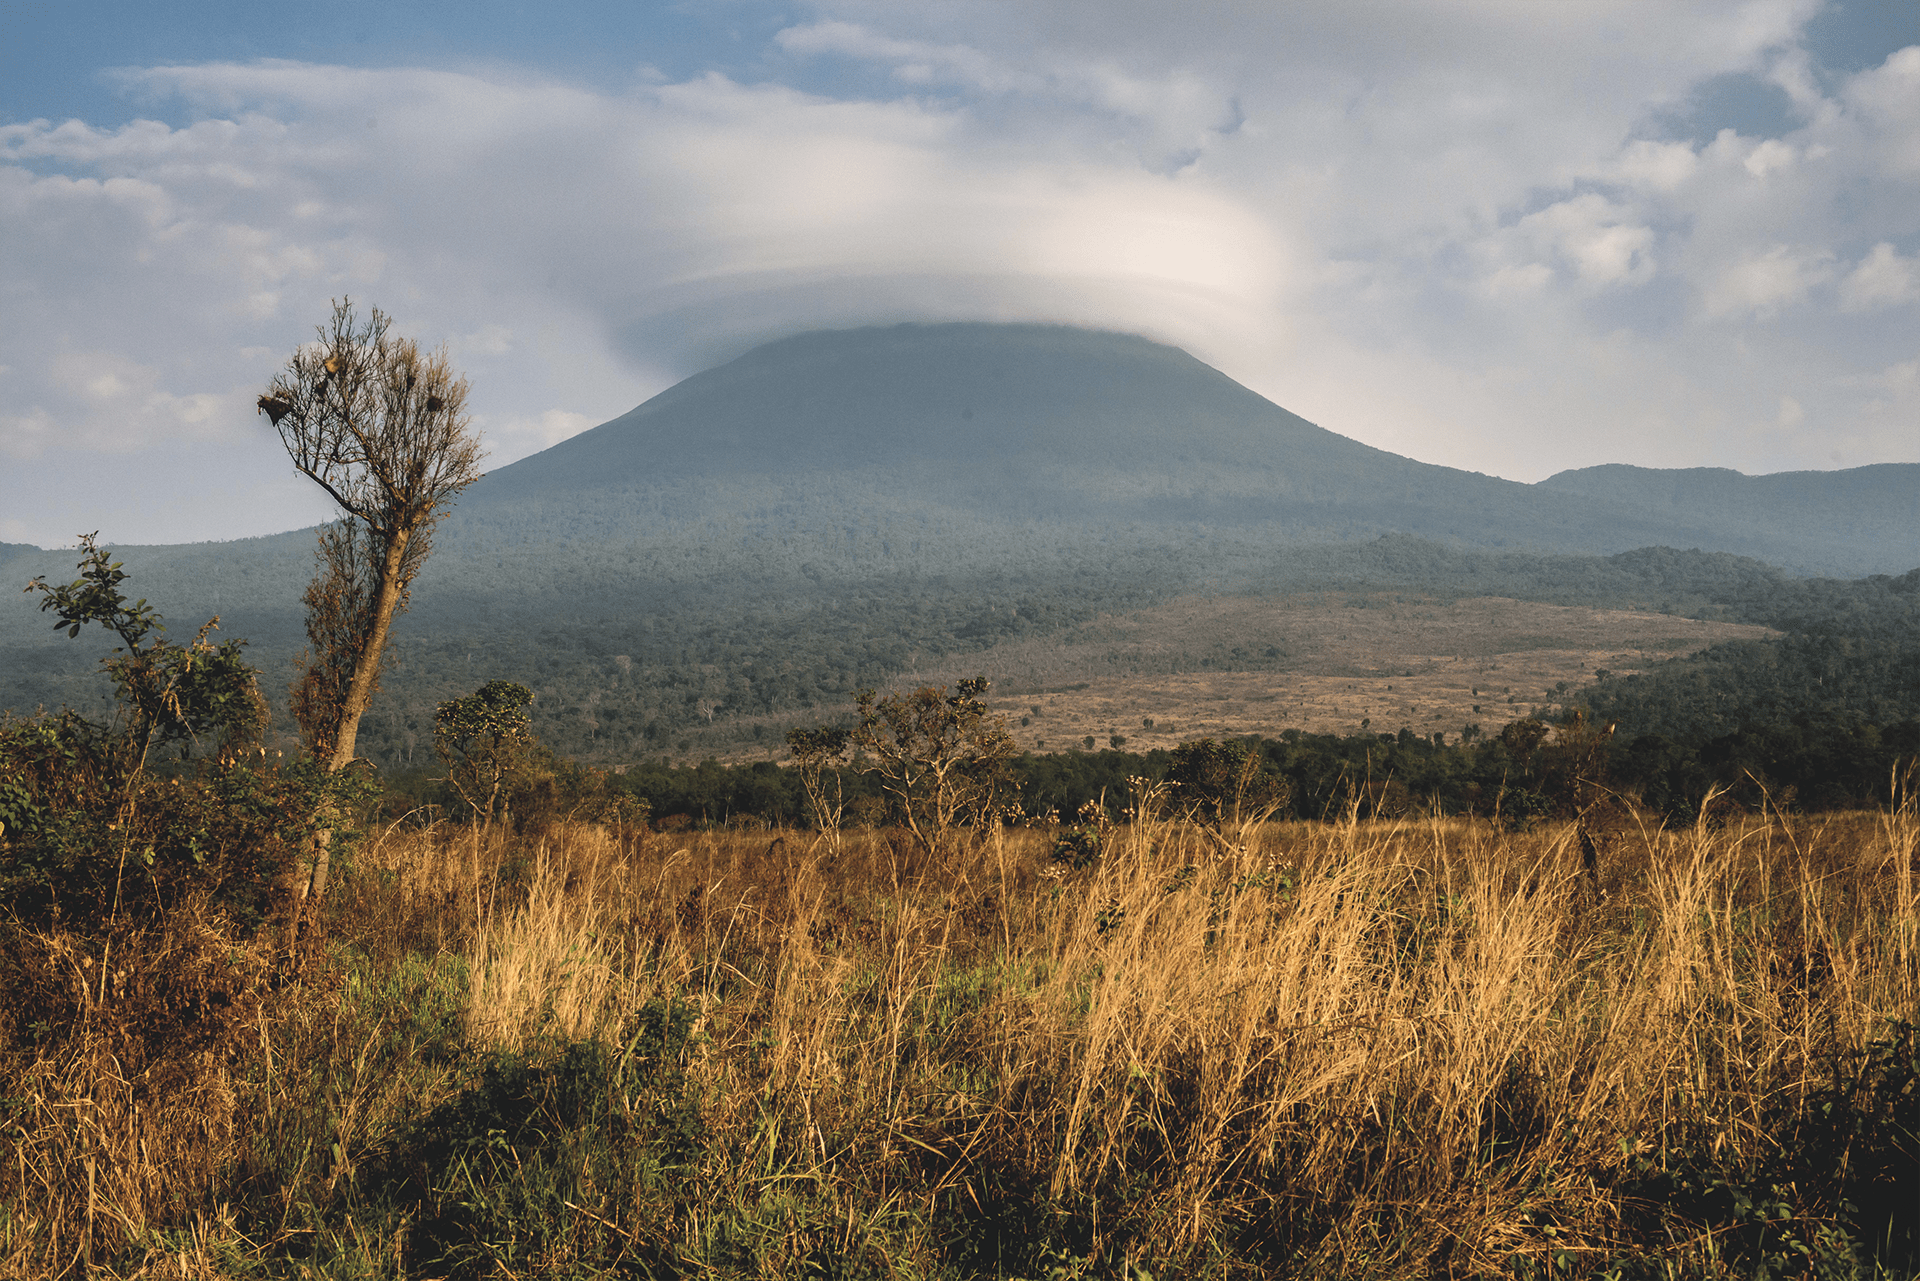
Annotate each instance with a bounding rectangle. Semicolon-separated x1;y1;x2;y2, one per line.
0;717;336;933
1050;822;1102;869
1166;737;1286;827
1609;1021;1920;1279
1495;785;1554;833
434;679;535;826
0;536;323;933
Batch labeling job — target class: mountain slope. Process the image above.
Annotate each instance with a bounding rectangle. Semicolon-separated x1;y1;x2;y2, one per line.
5;322;1917;767
1537;463;1920;573
481;322;1414;509
456;323;1908;575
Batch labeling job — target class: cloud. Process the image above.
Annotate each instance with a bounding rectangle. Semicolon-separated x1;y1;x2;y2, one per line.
1843;44;1920;178
1;1;1916;543
1;59;1284;464
775;18;1234;170
1845;352;1920;416
1494;194;1658;290
776;21;1024;93
1704;243;1835;317
1742;136;1800;176
0;341;253;462
1617;139;1701;191
482;407;598;455
1840;241;1919;310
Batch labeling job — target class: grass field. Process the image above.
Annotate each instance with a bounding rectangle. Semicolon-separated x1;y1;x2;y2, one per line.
4;790;1917;1278
957;593;1775;753
693;594;1775;763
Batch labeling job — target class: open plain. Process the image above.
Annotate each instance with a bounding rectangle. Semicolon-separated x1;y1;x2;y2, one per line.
912;592;1779;751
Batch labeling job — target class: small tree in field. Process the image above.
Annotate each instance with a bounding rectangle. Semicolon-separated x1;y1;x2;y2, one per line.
26;535;267;794
852;678;1017;860
260;299;485;939
785;725;852;850
1167;737;1285;830
10;538;299;931
435;681;536;829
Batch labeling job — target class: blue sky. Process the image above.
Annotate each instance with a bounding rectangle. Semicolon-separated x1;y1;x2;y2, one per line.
3;0;1917;546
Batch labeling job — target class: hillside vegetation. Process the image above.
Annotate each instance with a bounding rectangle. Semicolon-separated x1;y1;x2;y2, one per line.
1585;565;1920;740
10;533;1911;774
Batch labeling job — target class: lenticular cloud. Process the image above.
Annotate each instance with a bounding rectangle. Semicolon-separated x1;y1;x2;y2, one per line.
1;2;1917;544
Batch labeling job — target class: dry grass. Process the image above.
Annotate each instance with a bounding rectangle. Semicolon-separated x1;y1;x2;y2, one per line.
4;793;1917;1277
922;593;1774;752
679;594;1776;764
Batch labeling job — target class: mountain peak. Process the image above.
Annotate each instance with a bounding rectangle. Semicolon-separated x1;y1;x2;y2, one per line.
475;320;1379;507
453;321;1916;576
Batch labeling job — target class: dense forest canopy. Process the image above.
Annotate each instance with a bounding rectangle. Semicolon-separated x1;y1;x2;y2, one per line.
1583;566;1920;739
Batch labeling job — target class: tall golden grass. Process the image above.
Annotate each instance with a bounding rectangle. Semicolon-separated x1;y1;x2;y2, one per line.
4;789;1916;1277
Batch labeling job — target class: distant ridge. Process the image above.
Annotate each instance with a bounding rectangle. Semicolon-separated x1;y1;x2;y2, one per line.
1538;463;1920;571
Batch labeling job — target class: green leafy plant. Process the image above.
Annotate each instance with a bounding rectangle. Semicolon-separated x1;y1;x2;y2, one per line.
434;680;536;828
1050;823;1102;870
25;533;266;788
1166;737;1283;829
5;537;300;930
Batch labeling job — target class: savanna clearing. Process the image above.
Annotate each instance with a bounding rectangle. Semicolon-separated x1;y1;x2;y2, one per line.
6;797;1918;1279
905;594;1773;757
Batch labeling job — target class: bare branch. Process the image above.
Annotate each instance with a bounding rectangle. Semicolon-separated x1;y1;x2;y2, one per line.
259;298;485;542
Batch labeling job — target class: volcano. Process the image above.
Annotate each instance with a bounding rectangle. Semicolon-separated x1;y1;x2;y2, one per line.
453;322;1915;575
6;321;1916;665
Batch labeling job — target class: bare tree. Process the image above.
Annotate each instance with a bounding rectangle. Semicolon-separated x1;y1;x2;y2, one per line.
853;677;1017;862
785;725;852;852
260;298;485;941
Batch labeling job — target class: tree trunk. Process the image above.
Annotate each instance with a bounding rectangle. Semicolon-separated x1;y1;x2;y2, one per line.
300;525;413;943
328;525;412;773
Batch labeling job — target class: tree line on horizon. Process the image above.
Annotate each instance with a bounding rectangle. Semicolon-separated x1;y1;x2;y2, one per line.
377;707;1920;837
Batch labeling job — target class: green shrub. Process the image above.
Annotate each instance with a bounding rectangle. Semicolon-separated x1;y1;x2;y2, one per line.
1167;737;1285;826
1050;823;1102;869
1608;1021;1920;1279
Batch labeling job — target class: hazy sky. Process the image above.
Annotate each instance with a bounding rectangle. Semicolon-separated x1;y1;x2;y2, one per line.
4;0;1916;547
